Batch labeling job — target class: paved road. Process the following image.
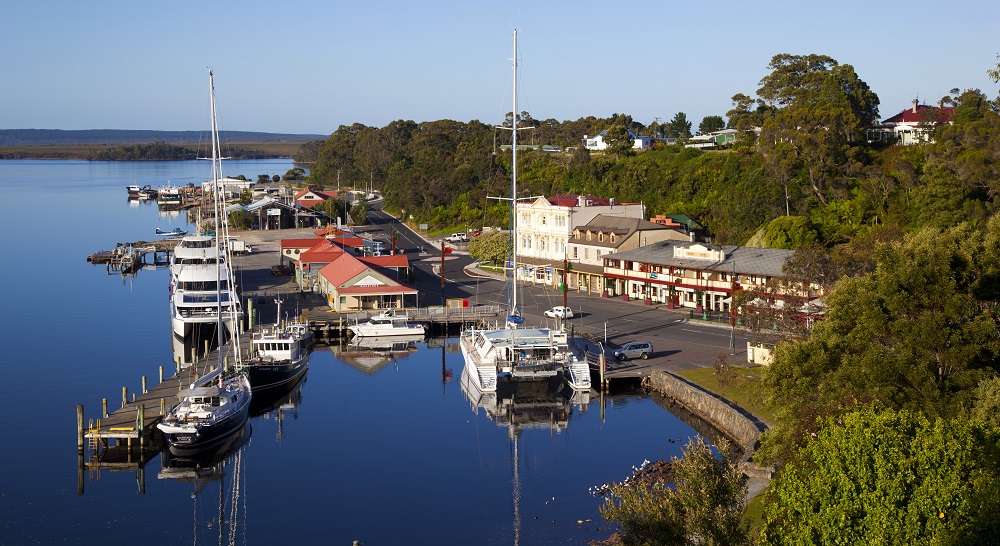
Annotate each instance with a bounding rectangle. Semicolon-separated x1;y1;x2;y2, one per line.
237;206;749;377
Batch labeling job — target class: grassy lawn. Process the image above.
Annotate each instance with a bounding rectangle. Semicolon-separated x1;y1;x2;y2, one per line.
675;365;778;426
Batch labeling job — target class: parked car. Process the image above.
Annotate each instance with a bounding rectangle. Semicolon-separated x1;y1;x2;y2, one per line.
472;228;482;236
444;232;468;243
543;306;574;319
613;341;653;360
270;264;294;276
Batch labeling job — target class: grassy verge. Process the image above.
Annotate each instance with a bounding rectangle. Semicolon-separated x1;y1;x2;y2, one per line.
675;365;778;426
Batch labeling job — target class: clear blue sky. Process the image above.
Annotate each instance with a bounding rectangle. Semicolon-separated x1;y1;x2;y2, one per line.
4;0;998;136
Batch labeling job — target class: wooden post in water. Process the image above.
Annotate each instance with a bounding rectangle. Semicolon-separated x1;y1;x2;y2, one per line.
248;297;254;330
76;404;84;452
141;375;147;394
121;387;127;408
138;404;144;448
159;366;163;383
204;340;209;359
160;398;165;416
102;398;108;418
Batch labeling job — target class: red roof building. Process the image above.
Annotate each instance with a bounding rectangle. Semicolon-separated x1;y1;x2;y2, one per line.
317;252;418;312
868;99;954;145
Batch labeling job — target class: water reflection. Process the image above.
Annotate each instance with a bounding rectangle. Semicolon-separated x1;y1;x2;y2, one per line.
460;366;591;546
249;373;307;444
335;334;424;375
158;425;251;546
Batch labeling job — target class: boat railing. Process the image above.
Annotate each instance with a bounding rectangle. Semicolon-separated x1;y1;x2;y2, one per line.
344;304;506;324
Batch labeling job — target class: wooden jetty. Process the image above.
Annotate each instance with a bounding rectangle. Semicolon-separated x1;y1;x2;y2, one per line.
75;341;239;494
87;240;177;273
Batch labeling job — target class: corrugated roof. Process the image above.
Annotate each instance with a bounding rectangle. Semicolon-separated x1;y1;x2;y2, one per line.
604;241;793;276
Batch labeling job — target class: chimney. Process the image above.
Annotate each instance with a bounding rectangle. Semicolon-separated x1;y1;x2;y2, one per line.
912;98;918;113
577;195;585;207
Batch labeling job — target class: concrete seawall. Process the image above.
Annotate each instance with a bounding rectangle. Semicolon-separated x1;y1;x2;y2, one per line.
644;370;764;462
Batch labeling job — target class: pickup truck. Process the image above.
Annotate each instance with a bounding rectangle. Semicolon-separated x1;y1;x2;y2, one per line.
444;232;468;243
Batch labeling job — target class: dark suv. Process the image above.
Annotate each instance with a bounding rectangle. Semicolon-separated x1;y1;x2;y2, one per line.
613;341;653;360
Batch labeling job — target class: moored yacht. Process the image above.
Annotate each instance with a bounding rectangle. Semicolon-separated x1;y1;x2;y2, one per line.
347;309;426;338
157;370;252;455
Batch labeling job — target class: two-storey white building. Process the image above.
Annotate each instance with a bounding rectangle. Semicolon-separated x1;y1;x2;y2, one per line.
515;194;644;286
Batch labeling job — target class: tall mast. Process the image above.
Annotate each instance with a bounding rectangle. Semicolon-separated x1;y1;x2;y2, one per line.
210;70;224;374
510;29;518;318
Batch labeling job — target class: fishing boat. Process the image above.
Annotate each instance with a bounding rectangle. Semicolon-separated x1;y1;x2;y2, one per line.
126;184;142;197
238;298;313;392
157;184;183;206
158;70;251;454
459;30;590;394
347;308;426;338
137;185;158;200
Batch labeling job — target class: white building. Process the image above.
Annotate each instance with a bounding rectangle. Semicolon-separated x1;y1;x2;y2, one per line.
515;194;644;285
583;128;652;151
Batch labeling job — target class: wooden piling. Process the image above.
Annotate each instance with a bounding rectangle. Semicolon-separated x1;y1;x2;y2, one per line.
76;404;84;452
102;398;108;418
159;366;163;383
121;387;127;408
138;405;144;448
141;375;147;394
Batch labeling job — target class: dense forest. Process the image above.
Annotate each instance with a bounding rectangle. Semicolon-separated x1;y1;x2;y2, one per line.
304;53;1000;543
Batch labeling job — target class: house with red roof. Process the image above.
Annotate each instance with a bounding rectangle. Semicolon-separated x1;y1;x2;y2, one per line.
294;188;338;209
279;235;416;309
867;99;954;145
317;252;419;312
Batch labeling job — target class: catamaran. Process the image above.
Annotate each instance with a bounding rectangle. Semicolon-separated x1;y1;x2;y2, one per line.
459;30;591;394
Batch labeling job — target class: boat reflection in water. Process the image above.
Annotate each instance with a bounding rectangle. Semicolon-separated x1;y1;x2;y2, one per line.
460;364;590;545
336;334;424;375
158;424;251;546
249;372;307;443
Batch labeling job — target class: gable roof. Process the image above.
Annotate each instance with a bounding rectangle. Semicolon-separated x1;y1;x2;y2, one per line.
318;252;371;286
299;240;346;263
606;240;793;276
280;238;325;251
881;103;954;124
358;254;409;268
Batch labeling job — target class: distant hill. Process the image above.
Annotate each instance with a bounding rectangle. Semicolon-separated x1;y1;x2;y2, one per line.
0;129;327;146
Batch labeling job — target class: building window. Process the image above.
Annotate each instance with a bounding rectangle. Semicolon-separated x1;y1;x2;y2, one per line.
610;233;616;243
598;232;605;242
541;215;547;225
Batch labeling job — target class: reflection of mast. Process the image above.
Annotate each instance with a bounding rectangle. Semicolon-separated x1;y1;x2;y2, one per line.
510;427;521;546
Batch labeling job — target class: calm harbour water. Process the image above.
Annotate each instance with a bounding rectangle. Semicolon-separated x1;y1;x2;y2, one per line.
0;159;698;545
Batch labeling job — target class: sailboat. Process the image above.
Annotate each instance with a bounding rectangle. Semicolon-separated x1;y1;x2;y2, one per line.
459;30;591;394
158;70;252;455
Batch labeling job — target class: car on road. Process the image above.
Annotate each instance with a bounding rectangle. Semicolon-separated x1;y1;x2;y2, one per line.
444;232;468;243
270;264;294;276
613;341;653;360
543;306;574;319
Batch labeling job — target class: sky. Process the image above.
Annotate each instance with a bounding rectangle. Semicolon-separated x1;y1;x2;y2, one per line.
4;1;1000;136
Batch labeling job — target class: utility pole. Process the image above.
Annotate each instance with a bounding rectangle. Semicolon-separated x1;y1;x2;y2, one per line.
440;240;446;307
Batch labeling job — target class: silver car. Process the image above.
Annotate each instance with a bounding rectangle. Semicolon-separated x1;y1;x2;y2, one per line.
613;341;653;360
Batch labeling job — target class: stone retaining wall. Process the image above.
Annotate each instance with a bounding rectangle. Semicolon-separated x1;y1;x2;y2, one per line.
645;370;762;458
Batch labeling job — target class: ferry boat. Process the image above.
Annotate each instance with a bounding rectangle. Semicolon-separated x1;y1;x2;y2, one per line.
459;30;590;394
347;309;426;338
